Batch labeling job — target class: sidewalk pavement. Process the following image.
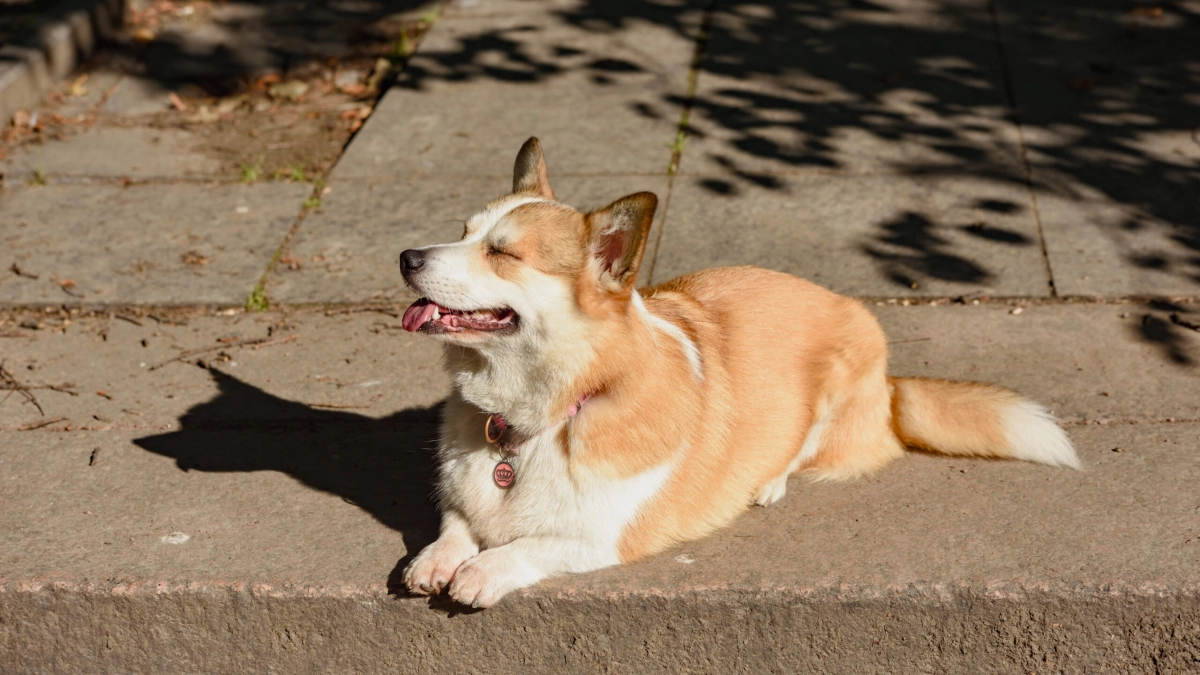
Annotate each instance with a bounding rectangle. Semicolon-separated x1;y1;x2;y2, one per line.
1;0;1198;672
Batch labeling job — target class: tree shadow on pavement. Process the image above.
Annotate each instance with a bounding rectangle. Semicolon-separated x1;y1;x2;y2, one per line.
394;0;1199;297
133;368;442;594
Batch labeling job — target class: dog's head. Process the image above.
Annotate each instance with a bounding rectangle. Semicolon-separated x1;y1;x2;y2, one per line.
399;138;657;353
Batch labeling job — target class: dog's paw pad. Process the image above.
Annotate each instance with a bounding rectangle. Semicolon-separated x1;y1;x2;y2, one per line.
753;475;788;507
403;540;476;595
448;550;531;608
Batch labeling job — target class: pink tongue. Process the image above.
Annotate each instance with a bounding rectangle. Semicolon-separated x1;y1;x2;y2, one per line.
402;299;438;332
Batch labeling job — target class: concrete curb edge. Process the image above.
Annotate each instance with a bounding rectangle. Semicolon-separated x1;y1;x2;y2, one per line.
0;0;125;125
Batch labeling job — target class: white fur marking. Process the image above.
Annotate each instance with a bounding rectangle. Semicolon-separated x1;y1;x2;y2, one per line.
463;196;551;244
754;405;831;506
796;405;832;465
1003;400;1081;469
631;291;703;383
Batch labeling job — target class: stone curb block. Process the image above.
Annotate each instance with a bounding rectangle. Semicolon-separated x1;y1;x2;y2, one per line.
1;582;1197;673
0;0;125;125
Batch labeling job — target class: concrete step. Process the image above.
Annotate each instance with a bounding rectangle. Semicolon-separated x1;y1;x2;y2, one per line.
0;301;1197;672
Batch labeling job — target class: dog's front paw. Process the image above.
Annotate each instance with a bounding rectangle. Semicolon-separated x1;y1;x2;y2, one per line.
448;548;539;609
403;538;477;596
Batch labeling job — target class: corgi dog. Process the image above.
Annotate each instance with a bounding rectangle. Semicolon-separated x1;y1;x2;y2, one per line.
399;138;1080;608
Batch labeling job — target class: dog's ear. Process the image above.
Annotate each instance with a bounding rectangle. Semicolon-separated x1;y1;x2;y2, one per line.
586;192;657;291
513;137;555;200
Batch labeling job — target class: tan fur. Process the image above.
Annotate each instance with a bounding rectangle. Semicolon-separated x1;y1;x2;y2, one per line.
612;268;909;560
889;378;1017;457
493;202;586;279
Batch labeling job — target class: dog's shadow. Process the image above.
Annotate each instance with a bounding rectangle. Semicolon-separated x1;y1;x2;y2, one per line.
134;369;442;596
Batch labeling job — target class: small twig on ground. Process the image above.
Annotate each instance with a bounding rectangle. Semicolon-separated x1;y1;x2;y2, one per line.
1170;313;1200;332
18;416;68;431
149;334;299;371
9;263;38;280
252;334;299;350
309;402;371;410
115;314;144;326
0;360;44;415
887;337;932;345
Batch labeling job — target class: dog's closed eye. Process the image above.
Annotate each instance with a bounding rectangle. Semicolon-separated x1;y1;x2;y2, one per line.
488;245;520;261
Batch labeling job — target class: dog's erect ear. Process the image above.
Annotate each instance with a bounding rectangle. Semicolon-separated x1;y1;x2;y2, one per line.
586;192;657;291
513;137;555;200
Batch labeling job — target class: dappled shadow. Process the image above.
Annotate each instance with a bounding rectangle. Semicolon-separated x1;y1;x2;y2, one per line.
1132;301;1200;368
133;369;442;594
413;0;1197;295
68;0;434;97
38;0;1197;345
42;0;1196;295
861;211;991;288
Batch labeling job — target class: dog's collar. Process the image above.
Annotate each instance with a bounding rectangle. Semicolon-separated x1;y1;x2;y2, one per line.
484;392;592;457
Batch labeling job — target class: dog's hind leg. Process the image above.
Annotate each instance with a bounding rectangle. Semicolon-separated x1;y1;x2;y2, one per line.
753;406;832;506
801;376;905;482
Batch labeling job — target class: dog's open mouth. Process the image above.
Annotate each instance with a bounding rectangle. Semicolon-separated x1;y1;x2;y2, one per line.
401;298;519;334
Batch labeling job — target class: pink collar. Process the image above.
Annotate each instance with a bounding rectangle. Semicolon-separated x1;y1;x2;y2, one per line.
485;392;592;456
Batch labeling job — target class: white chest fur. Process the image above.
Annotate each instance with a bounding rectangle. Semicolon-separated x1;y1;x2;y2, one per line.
436;393;672;556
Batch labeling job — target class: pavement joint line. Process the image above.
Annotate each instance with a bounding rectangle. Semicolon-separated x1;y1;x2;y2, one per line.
986;0;1057;299
320;0;445;179
646;0;715;286
242;184;323;312
244;3;446;311
0;294;1197;315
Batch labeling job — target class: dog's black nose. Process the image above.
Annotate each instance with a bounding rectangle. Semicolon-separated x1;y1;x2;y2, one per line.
400;249;426;273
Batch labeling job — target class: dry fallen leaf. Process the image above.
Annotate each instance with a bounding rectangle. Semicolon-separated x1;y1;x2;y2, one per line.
58;279;77;289
182;251;210;266
68;74;89;97
255;73;282;89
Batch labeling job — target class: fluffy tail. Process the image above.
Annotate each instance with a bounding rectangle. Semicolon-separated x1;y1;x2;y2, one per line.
889;377;1081;469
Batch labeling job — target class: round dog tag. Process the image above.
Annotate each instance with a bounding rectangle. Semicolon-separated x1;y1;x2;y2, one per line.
493;461;515;488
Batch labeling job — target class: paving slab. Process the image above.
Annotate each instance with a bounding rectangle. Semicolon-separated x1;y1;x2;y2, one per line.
0;126;225;181
679;0;1025;181
651;172;1050;297
0;182;310;304
0;305;1196;670
876;302;1200;423
994;0;1200;296
2;301;1194;433
330;9;696;180
269;174;670;303
0;367;1195;669
53;70;123;118
97;75;175;117
0;308;448;431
